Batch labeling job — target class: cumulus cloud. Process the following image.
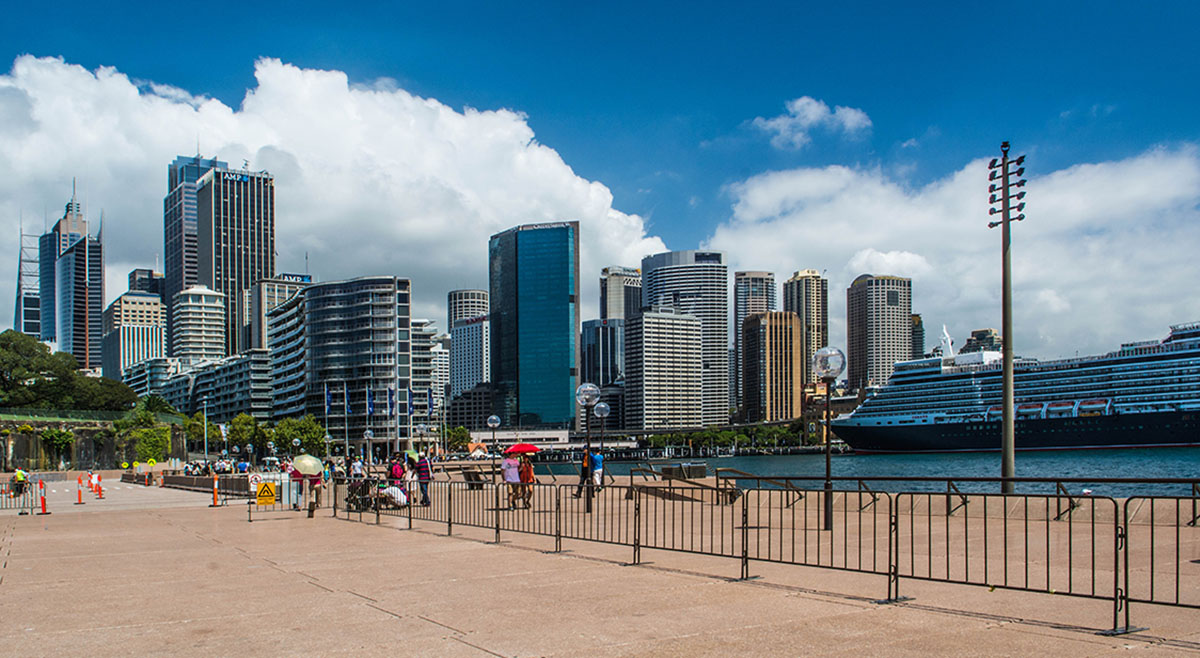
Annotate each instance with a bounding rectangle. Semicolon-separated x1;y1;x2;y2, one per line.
707;146;1200;360
752;96;872;150
0;56;666;329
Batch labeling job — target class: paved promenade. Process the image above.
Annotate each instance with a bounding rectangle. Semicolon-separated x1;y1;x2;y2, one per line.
1;484;1198;656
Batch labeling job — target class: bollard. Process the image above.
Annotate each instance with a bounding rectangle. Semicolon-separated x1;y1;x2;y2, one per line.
209;473;220;507
75;480;84;505
97;485;104;499
37;480;51;515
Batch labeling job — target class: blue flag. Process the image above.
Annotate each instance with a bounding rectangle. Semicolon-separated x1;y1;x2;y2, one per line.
325;383;331;415
407;387;414;414
344;386;351;416
367;388;375;415
388;387;396;417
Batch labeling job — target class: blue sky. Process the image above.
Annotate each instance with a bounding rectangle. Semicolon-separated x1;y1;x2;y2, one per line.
2;1;1199;358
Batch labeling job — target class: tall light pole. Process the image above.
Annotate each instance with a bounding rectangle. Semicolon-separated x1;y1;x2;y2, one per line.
988;142;1027;495
594;401;610;485
200;396;210;463
576;383;600;514
812;346;845;531
486;415;500;482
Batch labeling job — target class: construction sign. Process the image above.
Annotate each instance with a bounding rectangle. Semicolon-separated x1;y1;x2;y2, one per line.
255;482;277;506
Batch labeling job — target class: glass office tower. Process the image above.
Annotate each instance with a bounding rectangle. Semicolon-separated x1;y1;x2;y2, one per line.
488;221;580;428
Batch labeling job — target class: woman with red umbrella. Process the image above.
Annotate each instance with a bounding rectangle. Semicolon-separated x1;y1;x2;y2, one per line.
504;444;540;509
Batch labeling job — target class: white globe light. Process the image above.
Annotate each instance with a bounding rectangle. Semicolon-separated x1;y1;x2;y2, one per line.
812;346;846;380
363;429;374;439
292;438;301;447
594;402;611;418
575;382;601;407
486;415;501;429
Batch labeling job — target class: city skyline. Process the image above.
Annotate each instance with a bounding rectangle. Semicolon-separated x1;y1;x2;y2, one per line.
2;4;1200;362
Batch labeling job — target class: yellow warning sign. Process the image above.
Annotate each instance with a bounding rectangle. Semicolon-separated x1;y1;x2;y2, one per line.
147;459;157;466
256;482;277;506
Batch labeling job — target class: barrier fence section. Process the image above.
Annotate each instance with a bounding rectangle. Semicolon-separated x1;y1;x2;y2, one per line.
326;474;1197;634
0;481;35;513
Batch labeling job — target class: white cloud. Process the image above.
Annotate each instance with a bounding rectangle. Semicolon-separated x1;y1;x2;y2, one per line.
0;56;667;329
752;96;872;150
707;146;1200;360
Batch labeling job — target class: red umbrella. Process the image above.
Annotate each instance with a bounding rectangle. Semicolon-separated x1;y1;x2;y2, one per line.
504;443;541;455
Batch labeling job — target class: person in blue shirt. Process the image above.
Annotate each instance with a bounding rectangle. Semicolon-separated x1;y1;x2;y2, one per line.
590;450;604;489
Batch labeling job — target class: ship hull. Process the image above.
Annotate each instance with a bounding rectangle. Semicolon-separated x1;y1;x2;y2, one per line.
833;410;1200;453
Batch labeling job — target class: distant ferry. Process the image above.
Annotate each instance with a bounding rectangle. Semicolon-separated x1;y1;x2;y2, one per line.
832;322;1200;453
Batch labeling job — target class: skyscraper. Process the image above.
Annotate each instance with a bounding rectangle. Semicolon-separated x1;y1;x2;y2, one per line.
489;221;580;428
163;155;226;354
599;266;641;320
128;268;165;297
911;314;925;359
732;271;777;413
846;274;912;390
641;250;728;426
101;291;166;381
171;285;226;362
743;311;803;423
54;233;103;369
195;165;275;356
450;315;490;400
243;274;311;350
625;306;702;430
783;269;828;389
580;318;625;387
447;289;489;335
38;191;87;342
13;228;40;337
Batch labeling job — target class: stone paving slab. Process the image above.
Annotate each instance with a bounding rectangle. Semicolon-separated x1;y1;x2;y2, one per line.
1;486;1198;656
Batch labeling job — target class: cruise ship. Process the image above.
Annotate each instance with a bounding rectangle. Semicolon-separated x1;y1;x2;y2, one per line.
832;322;1200;453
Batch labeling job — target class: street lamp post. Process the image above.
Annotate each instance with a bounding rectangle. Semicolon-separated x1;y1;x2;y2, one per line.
486;415;500;483
576;383;600;514
363;429;374;466
812;346;846;531
291;437;301;459
323;434;332;458
200;396;210;464
416;424;427;456
988;141;1027;495
594;401;610;486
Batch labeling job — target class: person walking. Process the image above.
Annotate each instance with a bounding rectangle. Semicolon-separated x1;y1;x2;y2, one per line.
350;456;364;479
518;455;535;508
501;454;520;509
572;449;591;498
389;454;405;485
415;452;432;506
11;467;27;497
590;449;605;490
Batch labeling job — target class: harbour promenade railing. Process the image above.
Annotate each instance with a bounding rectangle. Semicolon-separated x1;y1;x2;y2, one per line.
327;473;1199;635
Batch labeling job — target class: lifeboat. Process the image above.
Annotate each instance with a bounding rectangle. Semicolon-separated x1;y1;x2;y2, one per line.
986;405;1003;420
1078;399;1111;416
1046;401;1077;416
1017;402;1046;417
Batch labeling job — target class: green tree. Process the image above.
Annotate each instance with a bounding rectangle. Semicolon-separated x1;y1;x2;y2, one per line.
227;414;273;457
272;415;328;455
0;330;138;410
132;426;171;462
446;426;472;450
40;428;74;466
141;395;178;415
184;412;222;453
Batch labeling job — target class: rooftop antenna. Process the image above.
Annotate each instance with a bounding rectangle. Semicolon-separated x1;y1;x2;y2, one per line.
940;325;954;358
305;251;309;274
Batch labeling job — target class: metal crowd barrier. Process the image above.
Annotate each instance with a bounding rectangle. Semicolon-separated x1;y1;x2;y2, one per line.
0;482;36;513
326;473;1198;634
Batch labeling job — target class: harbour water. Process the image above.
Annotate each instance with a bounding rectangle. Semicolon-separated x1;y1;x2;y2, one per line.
540;447;1200;497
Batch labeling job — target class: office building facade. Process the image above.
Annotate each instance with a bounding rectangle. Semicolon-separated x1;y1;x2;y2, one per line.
783;269;828;389
38;193;88;342
172;285;226;362
641;250;728;426
911;314;926;359
732;271;777;412
599;266;641;320
54;234;103;369
846;274;912;390
489;222;580;429
128;268;165;297
195;165;275;356
580;318;625;387
450;315;490;400
164;155;227;354
743;311;803;423
624;306;702;430
101;291;166;381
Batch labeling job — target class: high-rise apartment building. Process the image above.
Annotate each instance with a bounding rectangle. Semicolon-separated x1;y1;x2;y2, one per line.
846;274;912;390
101;291;166;381
599;266;641;320
782;269;828;389
447;289;489;335
641;250;728;426
163;155;226;354
410;319;438;427
243;274;311;350
580;318;625;387
960;328;1003;354
38;192;88;343
732;271;777;412
432;340;450;413
450;315;490;400
911;314;925;359
54;233;103;369
743;311;803;423
625;306;702;430
195;165;275;356
489;221;580;429
171;285;225;362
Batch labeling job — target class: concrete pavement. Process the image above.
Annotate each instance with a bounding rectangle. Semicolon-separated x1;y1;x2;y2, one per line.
1;485;1198;656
